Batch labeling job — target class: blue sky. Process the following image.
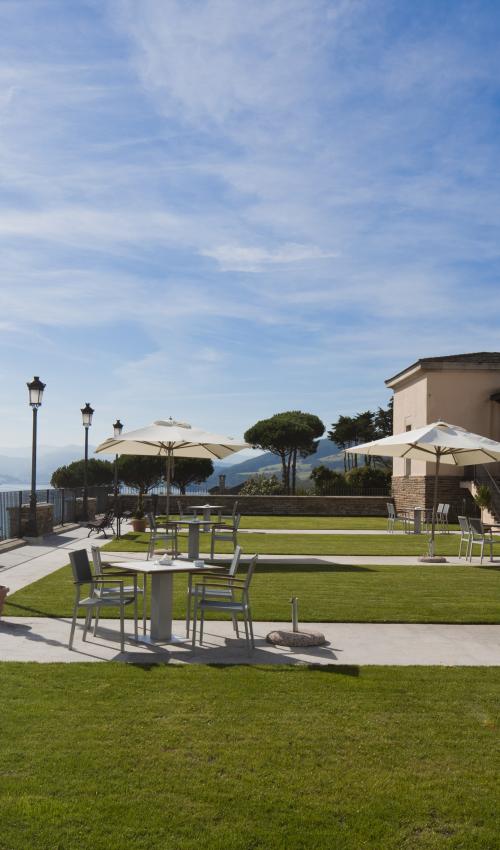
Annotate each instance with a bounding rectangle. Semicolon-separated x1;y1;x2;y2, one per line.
1;0;500;449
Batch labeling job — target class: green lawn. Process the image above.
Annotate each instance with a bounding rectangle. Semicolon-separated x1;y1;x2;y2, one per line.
161;514;462;531
0;664;498;850
101;530;497;557
5;561;500;623
237;515;461;530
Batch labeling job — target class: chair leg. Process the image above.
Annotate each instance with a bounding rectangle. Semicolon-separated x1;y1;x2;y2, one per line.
191;594;198;650
93;610;100;637
247;606;255;650
69;604;78;650
120;605;125;653
199;606;204;646
142;575;147;635
134;593;138;641
210;534;215;559
242;609;250;653
186;575;192;638
83;608;92;642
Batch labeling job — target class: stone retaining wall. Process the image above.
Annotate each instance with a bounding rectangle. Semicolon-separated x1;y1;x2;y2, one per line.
115;494;389;517
7;503;54;538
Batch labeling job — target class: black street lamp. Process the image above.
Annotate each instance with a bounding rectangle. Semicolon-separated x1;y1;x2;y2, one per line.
113;419;123;502
27;376;46;537
81;402;94;521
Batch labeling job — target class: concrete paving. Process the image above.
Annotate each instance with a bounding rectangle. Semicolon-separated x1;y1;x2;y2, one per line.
0;526;119;593
1;617;499;666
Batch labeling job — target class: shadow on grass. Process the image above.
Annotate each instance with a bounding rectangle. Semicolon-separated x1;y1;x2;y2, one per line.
256;563;374;574
127;661;361;676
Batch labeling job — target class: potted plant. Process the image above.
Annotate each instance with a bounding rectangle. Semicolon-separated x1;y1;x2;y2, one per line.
473;484;492;521
131;493;148;533
0;586;9;618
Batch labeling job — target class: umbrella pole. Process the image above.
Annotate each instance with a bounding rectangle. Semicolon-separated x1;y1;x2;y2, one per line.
166;449;172;522
428;451;441;557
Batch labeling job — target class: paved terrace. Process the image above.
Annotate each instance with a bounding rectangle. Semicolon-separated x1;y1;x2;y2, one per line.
1;524;499;666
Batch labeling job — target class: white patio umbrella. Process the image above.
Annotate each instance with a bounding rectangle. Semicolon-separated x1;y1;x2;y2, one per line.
95;418;249;519
345;421;500;557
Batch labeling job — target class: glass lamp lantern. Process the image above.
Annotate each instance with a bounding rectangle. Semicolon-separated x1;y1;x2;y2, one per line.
27;376;46;408
113;419;123;438
81;403;94;428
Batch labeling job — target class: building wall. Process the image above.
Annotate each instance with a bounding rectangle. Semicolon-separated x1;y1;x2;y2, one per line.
392;374;428;478
392;366;500;479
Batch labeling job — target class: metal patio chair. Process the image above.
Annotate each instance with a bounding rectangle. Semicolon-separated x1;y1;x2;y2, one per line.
146;513;178;560
210;514;241;558
457;516;471;559
68;549;137;652
467;517;494;564
91;545;146;635
386;502;410;533
185;545;243;637
191;554;258;654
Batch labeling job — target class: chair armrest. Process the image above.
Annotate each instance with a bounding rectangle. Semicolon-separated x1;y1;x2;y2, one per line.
97;570;137;578
194;578;246;589
94;578;126;586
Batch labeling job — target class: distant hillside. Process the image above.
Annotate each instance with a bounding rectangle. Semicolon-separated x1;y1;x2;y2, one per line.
0;445;95;486
207;438;344;489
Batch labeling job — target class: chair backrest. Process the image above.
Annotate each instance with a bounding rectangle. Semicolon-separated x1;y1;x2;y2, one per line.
147;513;157;532
457;516;470;535
228;545;242;577
243;554;258;591
441;504;450;519
69;549;93;583
91;545;103;577
468;517;484;539
387;503;395;519
436;503;444;515
177;500;184;518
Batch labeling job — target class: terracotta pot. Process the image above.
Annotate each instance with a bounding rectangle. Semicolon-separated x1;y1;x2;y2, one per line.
131;518;147;533
0;586;9;618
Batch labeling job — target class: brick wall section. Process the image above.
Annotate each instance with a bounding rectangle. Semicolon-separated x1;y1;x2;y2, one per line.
115;494;389;517
7;503;54;537
392;477;477;521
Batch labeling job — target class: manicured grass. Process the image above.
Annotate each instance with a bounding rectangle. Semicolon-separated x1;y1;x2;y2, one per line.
238;515;461;531
163;514;462;530
0;664;498;850
5;561;500;623
101;530;498;557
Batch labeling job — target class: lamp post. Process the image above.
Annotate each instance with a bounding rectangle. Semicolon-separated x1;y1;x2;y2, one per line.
112;419;123;504
27;377;46;537
81;402;94;521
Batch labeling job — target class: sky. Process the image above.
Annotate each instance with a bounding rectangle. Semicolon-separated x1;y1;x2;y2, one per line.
1;0;500;451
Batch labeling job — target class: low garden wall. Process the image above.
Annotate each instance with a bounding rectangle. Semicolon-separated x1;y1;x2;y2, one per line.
116;494;389;517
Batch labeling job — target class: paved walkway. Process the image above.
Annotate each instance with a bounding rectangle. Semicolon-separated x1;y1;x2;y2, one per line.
1;617;499;665
0;526;115;593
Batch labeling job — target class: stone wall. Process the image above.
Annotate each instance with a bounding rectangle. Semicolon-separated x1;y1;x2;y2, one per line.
115;493;389;517
392;476;477;521
7;503;54;538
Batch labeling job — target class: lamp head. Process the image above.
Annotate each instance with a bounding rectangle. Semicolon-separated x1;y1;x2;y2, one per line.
27;376;46;408
81;402;94;428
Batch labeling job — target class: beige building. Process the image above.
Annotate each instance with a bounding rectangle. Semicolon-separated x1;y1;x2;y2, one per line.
385;352;500;518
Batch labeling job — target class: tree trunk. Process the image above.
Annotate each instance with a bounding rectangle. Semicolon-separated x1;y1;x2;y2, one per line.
291;448;298;494
280;453;289;494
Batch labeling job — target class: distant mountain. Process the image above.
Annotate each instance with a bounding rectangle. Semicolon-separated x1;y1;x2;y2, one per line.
0;445;96;486
207;438;344;489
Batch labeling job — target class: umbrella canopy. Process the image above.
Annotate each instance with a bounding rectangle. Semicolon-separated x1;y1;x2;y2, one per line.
346;421;500;556
95;418;249;518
